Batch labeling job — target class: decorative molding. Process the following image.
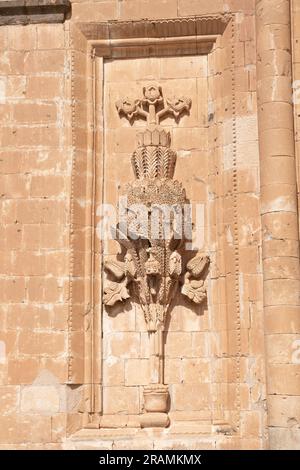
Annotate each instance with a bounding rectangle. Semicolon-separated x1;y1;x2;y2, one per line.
230;16;242;434
77;15;230;58
78;15;229;41
67;25;76;384
92;36;217;59
67;14;242;431
0;0;71;25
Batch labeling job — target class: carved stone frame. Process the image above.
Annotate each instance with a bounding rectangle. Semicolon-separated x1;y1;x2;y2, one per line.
67;14;242;434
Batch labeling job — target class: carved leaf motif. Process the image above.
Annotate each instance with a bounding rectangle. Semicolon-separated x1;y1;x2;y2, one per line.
137;277;151;305
169;251;182;277
186;255;210;278
115;98;140;121
181;280;206;304
104;259;125;281
141;146;148;177
166;96;192;116
147;147;158;179
143;84;162;104
125;254;136;278
161;147;170;178
103;281;130;306
159;277;176;307
132;148;143;179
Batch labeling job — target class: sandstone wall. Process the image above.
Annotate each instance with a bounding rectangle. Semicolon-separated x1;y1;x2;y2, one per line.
0;17;71;447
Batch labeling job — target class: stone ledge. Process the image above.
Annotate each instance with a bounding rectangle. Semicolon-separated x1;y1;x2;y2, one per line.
0;0;71;25
79;14;230;41
63;428;217;450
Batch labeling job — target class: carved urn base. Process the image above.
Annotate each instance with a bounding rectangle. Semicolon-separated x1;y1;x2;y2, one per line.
140;384;170;428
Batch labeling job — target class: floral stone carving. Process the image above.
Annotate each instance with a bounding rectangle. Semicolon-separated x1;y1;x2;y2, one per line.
104;84;209;427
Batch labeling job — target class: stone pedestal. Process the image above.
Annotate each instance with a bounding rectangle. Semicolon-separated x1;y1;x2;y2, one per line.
141;384;170;428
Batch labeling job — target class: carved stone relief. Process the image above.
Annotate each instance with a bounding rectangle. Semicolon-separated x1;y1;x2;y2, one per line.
103;84;210;427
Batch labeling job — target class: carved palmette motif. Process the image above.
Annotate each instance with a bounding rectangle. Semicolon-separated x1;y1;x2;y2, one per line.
131;145;177;180
104;84;209;331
